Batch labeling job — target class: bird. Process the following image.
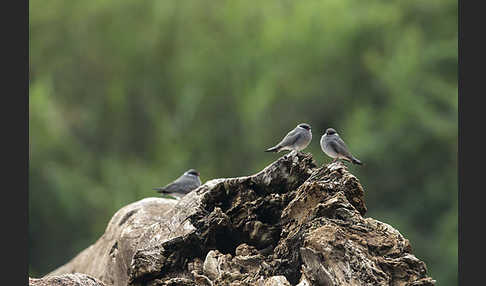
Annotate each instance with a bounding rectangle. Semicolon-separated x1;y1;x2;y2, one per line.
265;123;312;154
320;128;363;165
153;169;202;199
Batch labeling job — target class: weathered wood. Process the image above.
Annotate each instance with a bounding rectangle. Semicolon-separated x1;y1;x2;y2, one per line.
29;273;106;286
39;152;435;286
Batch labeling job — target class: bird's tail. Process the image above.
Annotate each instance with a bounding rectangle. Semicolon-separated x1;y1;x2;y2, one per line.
153;187;168;194
351;157;363;165
265;146;280;152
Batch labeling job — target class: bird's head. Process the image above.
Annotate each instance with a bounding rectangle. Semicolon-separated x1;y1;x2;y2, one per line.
185;169;200;177
298;123;311;131
325;128;337;135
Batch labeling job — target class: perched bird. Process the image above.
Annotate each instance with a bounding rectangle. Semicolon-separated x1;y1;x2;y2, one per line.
320;128;363;165
265;123;312;153
153;169;202;199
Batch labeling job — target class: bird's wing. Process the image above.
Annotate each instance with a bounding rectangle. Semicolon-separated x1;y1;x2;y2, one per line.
153;181;183;193
329;137;353;158
278;128;302;147
154;174;201;195
169;176;200;194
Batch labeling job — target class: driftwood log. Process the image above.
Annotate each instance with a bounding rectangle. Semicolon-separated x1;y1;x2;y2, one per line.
29;273;106;286
33;152;435;286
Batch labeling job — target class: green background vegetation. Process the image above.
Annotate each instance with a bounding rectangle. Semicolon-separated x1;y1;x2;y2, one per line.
29;0;457;285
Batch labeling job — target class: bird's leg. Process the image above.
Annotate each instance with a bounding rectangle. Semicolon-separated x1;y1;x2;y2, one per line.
284;150;293;159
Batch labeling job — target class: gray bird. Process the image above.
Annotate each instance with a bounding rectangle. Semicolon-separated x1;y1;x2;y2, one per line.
320;128;363;165
153;169;202;199
265;123;312;153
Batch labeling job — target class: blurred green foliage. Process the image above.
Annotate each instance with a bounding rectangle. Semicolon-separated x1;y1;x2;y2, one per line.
29;0;457;284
